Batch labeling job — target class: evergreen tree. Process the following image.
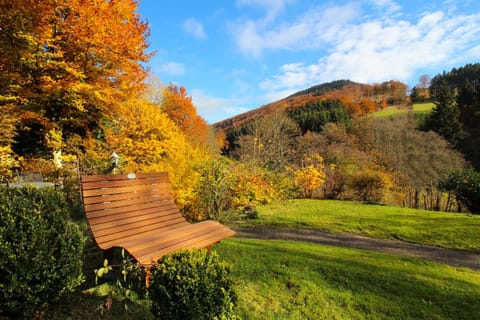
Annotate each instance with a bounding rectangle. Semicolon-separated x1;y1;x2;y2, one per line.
424;80;463;146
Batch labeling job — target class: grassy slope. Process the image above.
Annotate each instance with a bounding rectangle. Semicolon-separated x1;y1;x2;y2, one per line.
216;238;480;320
372;102;434;118
231;199;480;252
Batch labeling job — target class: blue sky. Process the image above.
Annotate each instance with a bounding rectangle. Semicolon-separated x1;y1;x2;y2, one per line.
137;0;480;123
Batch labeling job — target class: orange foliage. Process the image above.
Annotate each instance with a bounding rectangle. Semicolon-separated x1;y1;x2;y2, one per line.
0;0;151;150
162;84;209;146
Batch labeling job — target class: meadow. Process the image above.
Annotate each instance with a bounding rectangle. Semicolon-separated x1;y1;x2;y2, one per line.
46;199;480;319
229;199;480;252
372;102;435;118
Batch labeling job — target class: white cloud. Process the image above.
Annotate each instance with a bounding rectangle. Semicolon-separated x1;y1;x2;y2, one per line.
232;3;359;57
236;0;296;22
183;18;207;40
190;89;249;123
368;0;401;15
257;8;480;97
157;62;185;76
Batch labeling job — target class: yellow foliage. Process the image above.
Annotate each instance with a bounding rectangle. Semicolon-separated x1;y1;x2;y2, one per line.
0;146;19;179
288;153;327;198
229;163;280;207
105;98;208;207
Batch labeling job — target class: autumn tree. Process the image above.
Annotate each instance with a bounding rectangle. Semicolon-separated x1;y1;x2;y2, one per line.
0;0;151;155
105;98;206;208
372;115;465;208
287;153;327;198
411;74;431;102
161;84;209;146
0;105;19;179
236;112;300;171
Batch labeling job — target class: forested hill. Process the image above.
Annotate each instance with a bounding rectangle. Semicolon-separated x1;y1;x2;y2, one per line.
213;79;408;131
287;79;358;97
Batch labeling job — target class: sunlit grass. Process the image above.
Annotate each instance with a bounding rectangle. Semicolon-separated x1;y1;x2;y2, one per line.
216;238;480;320
230;199;480;252
413;102;435;114
372;107;408;118
372;102;434;119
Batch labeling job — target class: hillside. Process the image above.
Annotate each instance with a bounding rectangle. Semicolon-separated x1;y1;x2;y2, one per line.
213;79;408;131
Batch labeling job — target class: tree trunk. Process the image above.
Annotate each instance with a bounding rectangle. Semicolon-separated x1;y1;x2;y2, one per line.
414;190;419;209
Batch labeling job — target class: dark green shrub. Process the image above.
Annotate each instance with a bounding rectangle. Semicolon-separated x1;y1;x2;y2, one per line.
0;186;86;318
148;249;238;320
440;168;480;213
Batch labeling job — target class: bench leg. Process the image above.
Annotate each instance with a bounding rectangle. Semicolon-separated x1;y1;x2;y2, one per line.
145;268;151;288
104;248;115;265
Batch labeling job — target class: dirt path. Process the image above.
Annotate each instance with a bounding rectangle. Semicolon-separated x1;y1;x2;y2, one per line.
232;227;480;270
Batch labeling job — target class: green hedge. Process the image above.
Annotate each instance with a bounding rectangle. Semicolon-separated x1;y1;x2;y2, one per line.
148;249;238;320
0;187;86;318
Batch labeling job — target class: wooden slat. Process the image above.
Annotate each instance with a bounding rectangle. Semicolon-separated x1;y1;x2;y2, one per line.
81;178;168;190
90;210;184;232
84;194;173;212
85;201;177;219
88;206;181;225
83;188;171;205
97;220;190;249
122;221;221;251
97;219;191;248
82;182;172;198
94;216;188;239
81;172;168;183
136;227;236;264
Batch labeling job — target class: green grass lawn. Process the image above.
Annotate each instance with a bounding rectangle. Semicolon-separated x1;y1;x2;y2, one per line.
372;107;408;118
216;238;480;320
47;237;480;320
413;102;435;114
228;199;480;252
372;102;434;119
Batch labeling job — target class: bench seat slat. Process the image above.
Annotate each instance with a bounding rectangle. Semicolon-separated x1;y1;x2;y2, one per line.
92;215;187;237
85;201;177;219
83;187;172;204
136;227;236;265
83;184;171;199
96;219;190;249
81;172;168;183
90;210;185;233
98;220;192;249
81;177;170;190
121;220;222;250
88;206;181;225
84;194;173;212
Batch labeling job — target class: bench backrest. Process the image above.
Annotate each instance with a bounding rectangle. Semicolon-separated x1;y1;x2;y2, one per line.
80;172;189;250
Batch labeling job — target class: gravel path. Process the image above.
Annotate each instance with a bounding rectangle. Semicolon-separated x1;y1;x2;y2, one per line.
232;227;480;270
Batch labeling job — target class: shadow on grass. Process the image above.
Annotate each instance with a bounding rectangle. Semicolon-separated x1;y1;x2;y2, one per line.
216;238;480;320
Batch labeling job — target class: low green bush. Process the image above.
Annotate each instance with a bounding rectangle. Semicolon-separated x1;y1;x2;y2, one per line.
0;186;86;318
148;249;238;320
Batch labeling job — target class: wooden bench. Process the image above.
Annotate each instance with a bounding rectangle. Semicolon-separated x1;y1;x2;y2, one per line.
80;172;235;274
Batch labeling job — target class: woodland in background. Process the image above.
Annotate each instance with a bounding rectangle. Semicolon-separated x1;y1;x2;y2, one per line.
220;64;479;213
0;0;478;216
